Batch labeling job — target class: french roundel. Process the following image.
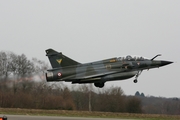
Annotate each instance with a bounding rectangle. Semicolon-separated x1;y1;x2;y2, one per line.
57;72;62;77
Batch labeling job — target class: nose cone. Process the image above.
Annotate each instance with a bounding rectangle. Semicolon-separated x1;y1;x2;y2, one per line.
161;61;173;66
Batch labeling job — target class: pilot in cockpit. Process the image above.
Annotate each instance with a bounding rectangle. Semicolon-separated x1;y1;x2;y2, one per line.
126;55;132;60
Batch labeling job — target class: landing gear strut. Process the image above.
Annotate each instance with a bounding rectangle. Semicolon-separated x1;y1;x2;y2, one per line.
133;70;142;83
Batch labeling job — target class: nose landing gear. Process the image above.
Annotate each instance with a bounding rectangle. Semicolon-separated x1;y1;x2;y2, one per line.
133;79;138;83
133;70;142;83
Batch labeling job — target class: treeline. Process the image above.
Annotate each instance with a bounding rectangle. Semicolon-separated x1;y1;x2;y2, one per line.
136;95;180;115
0;80;142;113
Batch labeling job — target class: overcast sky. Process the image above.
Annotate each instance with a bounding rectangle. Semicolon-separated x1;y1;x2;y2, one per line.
0;0;179;98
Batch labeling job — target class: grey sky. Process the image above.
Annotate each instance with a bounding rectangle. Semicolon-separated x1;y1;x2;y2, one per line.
0;0;179;97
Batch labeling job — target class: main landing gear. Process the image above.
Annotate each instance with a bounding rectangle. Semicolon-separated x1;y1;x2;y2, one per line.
133;70;142;83
94;82;104;88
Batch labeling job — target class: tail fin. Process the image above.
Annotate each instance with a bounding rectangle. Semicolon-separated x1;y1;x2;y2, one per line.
45;49;80;68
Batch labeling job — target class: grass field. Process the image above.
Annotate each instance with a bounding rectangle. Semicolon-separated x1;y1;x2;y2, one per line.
0;108;180;120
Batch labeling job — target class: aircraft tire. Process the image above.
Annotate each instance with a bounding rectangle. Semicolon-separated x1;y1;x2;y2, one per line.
133;79;138;83
94;82;104;88
99;83;104;88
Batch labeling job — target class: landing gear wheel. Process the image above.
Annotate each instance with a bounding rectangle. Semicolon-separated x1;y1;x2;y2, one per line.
133;79;138;83
94;82;104;88
98;83;104;88
133;70;142;83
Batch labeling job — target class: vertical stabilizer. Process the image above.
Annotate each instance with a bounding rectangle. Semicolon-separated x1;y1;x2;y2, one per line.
46;49;80;68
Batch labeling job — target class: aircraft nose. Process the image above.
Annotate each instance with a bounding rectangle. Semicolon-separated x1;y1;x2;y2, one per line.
160;61;173;66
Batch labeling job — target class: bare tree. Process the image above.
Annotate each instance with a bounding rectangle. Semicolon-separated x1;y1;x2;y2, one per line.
0;51;12;80
15;54;34;77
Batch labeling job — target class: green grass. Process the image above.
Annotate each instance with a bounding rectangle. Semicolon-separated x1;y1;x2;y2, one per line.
0;108;180;120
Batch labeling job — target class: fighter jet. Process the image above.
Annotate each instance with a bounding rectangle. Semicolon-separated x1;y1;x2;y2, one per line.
45;49;173;88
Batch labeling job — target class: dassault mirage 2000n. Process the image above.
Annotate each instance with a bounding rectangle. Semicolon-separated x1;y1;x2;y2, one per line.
45;49;173;88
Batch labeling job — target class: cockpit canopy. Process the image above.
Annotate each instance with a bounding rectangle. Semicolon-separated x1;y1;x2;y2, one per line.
117;55;148;61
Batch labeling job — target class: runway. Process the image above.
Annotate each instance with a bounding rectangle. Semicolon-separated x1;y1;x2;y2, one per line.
0;115;135;120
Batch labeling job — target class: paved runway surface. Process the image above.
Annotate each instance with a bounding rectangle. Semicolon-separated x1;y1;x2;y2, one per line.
0;114;135;120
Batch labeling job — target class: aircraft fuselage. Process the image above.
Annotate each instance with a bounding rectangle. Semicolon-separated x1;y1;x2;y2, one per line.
45;50;172;88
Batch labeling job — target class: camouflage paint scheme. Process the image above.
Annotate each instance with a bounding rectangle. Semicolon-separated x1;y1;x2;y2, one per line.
45;49;173;88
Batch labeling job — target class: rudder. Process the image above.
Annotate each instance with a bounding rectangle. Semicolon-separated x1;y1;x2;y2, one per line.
46;49;80;68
